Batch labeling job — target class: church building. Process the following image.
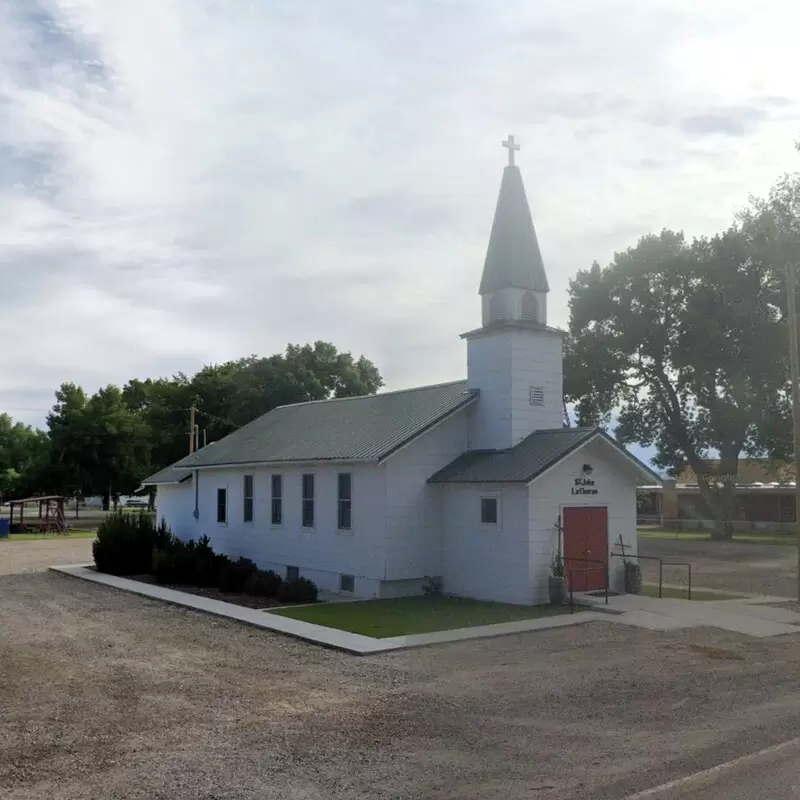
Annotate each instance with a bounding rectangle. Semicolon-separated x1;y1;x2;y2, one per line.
142;138;659;605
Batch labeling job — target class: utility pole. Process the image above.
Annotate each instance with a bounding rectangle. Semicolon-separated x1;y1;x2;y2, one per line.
189;406;196;454
786;263;800;601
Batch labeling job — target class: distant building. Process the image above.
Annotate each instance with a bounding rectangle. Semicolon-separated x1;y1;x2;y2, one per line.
638;459;796;530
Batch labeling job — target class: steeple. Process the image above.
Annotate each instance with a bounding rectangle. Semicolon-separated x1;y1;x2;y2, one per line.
463;136;563;450
479;136;549;326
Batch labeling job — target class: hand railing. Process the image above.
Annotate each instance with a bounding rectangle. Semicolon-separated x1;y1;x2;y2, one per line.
609;551;693;599
563;557;608;612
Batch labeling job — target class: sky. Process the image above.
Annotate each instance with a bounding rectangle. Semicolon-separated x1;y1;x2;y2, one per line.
2;0;800;468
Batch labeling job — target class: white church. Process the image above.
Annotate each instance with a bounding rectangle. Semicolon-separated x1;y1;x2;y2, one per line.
142;139;659;605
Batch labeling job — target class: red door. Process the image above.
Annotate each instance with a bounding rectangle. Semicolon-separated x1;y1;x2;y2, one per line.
562;507;608;592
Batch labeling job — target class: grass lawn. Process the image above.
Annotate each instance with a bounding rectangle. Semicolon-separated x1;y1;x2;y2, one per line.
638;529;795;546
3;531;97;541
269;595;571;638
640;583;745;601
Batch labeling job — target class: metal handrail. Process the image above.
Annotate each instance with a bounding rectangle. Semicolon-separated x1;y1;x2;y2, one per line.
610;550;693;599
562;556;608;612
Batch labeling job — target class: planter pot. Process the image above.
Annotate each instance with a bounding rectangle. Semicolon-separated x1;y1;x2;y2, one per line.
624;562;642;594
548;575;568;605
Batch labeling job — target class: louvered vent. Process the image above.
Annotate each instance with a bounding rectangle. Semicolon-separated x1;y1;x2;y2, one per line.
530;386;545;406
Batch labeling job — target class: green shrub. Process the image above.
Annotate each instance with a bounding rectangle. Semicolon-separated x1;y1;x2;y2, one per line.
193;536;219;587
278;576;318;604
244;569;283;597
93;512;170;576
152;539;197;585
218;557;257;593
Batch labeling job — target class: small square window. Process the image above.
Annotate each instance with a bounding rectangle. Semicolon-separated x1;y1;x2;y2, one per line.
286;565;299;581
339;574;355;593
480;497;498;525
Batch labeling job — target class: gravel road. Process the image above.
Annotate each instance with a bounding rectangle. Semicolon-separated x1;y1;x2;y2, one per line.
639;537;798;597
0;537;93;575
3;570;800;800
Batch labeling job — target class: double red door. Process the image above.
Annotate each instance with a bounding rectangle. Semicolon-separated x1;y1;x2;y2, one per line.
562;506;608;592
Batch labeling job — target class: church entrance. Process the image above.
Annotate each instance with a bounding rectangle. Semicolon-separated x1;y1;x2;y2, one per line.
562;506;608;592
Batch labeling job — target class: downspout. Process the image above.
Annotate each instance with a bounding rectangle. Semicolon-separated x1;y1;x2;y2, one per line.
193;469;199;519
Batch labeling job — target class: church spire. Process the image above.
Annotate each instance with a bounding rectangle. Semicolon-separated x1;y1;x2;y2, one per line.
479;136;549;296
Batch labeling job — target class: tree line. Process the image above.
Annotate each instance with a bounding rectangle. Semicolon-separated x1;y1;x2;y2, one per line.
0;342;383;507
3;171;800;532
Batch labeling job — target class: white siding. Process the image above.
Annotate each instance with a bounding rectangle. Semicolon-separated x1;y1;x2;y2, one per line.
467;327;562;450
440;483;531;604
383;409;469;581
155;482;197;541
528;438;639;601
159;462;386;596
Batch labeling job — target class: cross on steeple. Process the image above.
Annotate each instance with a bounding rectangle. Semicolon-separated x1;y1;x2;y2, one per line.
502;134;520;166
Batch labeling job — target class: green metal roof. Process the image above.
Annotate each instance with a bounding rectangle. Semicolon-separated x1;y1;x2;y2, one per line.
139;464;193;486
428;428;661;484
145;381;477;475
479;165;549;295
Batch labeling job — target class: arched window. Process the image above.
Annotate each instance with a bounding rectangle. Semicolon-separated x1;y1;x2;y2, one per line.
521;292;538;322
489;293;506;322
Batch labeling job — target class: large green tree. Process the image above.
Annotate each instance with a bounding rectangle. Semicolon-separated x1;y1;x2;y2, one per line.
0;414;50;502
565;214;793;537
48;383;151;506
124;341;383;470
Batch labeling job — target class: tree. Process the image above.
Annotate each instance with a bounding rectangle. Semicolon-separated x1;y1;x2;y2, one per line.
47;383;151;507
124;341;384;473
0;414;49;501
565;219;792;538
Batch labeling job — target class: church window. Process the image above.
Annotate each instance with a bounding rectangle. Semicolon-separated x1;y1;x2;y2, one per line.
243;475;254;523
337;473;352;530
521;292;538;322
216;488;227;524
271;474;282;525
302;474;315;528
480;496;499;525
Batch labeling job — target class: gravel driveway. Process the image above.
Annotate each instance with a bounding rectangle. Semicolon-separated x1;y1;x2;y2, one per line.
4;571;800;799
0;537;93;575
639;537;799;597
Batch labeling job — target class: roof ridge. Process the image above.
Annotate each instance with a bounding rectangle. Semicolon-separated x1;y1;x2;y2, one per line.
274;378;469;411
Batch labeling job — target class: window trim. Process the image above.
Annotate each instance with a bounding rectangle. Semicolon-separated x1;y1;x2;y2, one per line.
480;493;500;527
301;473;315;529
270;473;283;527
243;474;254;524
216;487;228;525
337;472;352;532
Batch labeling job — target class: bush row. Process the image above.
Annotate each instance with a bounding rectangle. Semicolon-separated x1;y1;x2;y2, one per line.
93;512;318;603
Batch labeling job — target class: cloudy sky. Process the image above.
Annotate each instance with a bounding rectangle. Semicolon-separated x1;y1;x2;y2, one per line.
2;0;800;462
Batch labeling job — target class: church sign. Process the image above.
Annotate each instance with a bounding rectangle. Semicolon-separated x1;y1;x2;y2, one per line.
571;477;598;496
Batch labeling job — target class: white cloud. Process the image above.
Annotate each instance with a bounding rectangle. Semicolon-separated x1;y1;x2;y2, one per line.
1;0;800;429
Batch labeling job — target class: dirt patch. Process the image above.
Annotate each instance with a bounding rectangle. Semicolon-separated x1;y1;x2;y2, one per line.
639;537;798;597
127;573;295;610
0;537;93;575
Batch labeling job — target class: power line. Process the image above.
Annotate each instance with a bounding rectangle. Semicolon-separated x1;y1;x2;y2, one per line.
191;407;243;430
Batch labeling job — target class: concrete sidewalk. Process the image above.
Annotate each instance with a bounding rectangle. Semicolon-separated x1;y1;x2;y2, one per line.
580;591;800;638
